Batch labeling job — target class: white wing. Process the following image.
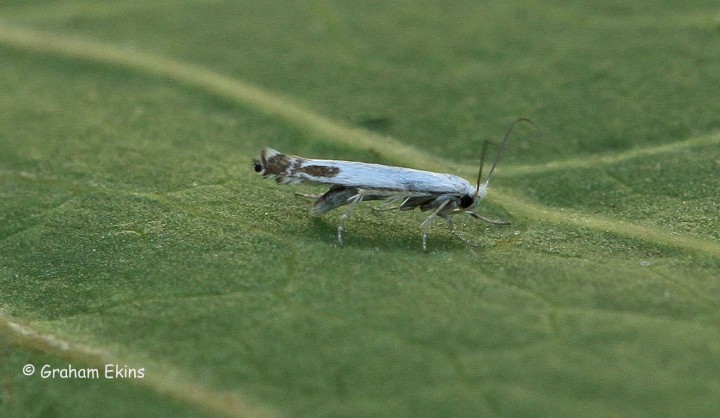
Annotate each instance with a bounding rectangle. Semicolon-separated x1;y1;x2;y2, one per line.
305;160;473;194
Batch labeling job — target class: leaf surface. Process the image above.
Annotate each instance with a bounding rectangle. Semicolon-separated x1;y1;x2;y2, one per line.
1;2;719;417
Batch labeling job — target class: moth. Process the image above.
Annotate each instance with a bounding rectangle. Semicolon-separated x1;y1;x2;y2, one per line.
253;118;531;250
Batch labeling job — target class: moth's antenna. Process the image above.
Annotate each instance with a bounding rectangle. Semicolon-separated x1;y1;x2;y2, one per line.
474;118;534;197
474;140;491;197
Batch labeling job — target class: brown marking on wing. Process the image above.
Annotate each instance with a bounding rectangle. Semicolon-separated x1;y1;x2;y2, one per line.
300;165;340;178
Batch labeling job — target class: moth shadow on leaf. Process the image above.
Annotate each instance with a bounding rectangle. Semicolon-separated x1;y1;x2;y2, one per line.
303;209;498;252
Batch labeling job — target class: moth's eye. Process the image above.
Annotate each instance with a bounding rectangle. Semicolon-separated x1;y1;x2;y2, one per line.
253;161;263;173
459;194;474;209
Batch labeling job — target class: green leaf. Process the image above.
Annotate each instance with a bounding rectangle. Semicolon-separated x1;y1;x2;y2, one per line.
1;2;720;417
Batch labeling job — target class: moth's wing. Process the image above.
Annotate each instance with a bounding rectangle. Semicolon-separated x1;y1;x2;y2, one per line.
323;162;474;194
254;148;474;195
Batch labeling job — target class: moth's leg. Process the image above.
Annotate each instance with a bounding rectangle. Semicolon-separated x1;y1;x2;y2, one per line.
294;192;322;200
419;200;450;251
467;211;511;226
443;216;480;248
337;192;365;247
371;196;406;212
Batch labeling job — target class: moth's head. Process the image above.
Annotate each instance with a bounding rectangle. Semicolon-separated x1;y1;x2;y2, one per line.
461;181;488;211
458;182;488;210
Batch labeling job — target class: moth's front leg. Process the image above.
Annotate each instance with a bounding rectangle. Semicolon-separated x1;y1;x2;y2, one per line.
467;211;511;226
419;199;451;251
443;215;481;248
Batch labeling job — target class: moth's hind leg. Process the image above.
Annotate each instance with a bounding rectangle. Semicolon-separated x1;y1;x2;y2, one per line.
467;211;511;226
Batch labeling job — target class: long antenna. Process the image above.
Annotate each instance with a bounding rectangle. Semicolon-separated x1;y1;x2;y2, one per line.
474;118;534;197
474;140;491;196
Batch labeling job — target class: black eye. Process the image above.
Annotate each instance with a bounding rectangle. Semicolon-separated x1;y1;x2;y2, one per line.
253;161;263;173
459;194;474;209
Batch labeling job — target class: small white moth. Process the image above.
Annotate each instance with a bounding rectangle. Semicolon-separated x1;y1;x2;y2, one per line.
253;118;531;250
